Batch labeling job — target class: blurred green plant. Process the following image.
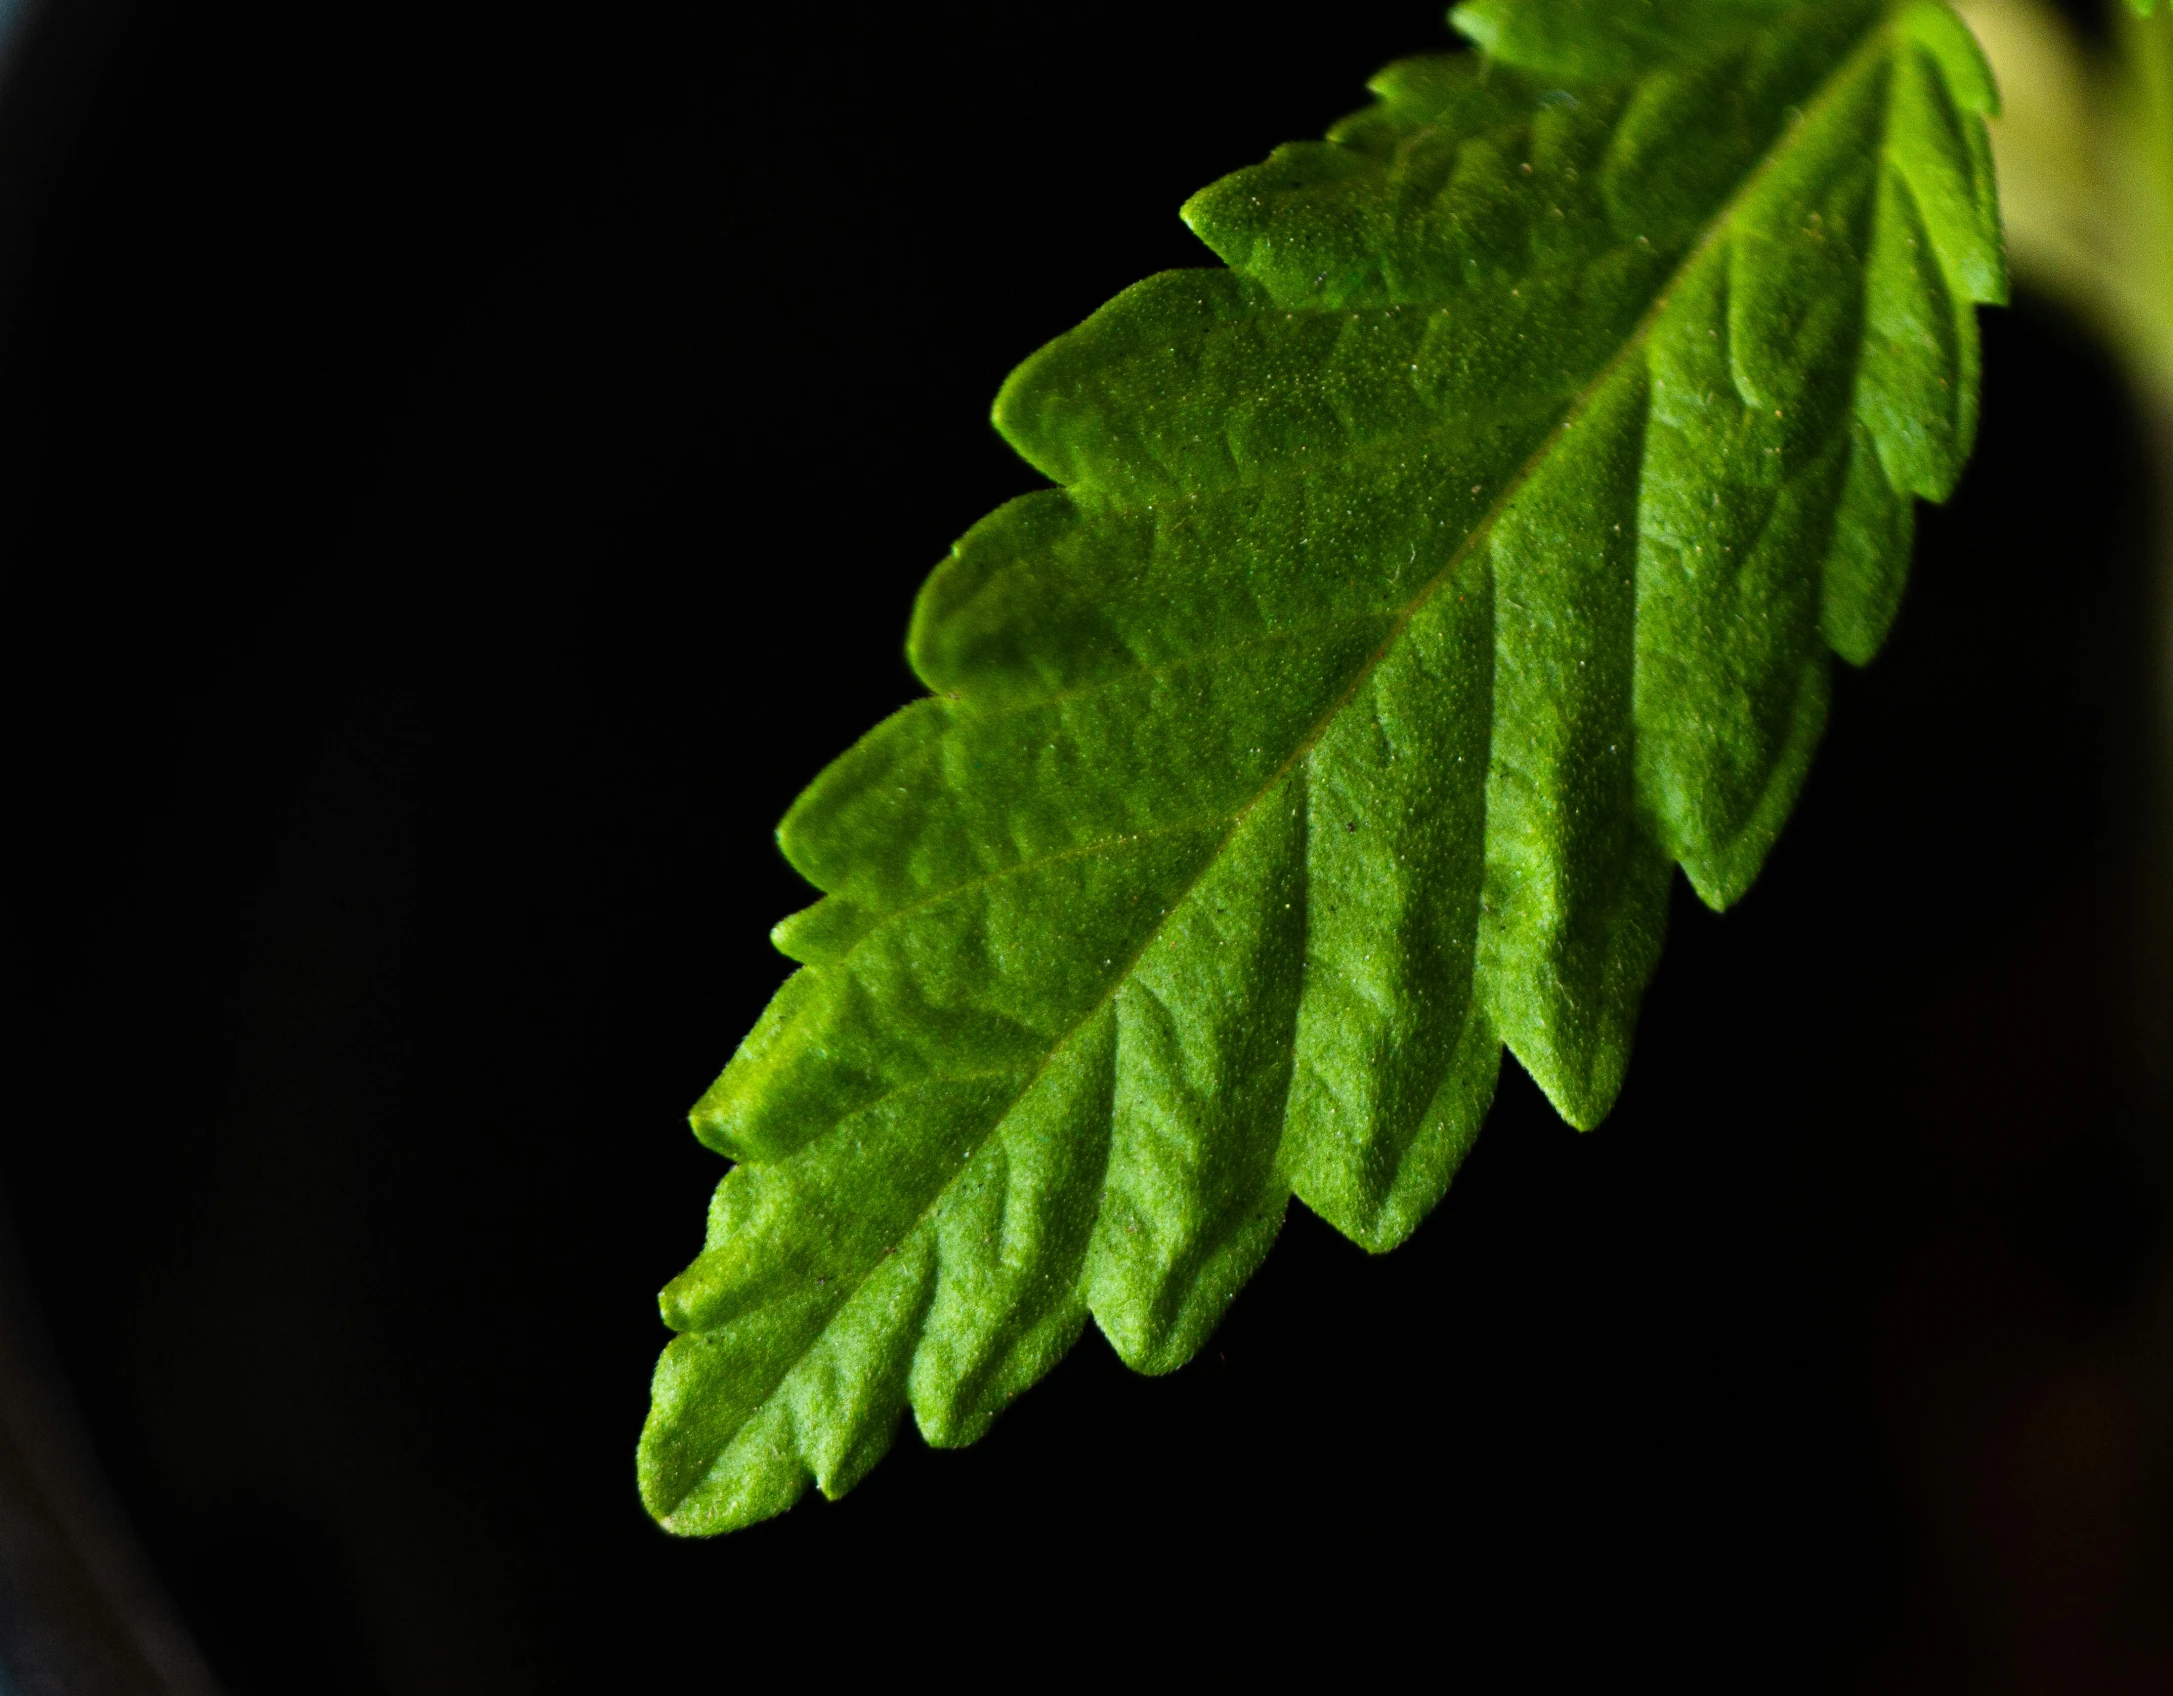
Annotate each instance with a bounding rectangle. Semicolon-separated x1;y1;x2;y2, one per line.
638;0;2171;1535
1963;0;2173;407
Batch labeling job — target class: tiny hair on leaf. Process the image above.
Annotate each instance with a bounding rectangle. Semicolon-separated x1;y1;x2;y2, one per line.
638;0;2005;1534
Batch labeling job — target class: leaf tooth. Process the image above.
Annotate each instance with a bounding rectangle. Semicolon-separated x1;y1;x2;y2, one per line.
770;896;876;966
1818;418;1915;667
1675;654;1830;908
1477;356;1666;1130
990;270;1270;500
1452;0;1841;84
649;977;1124;1530
1722;47;1885;446
1885;39;2006;307
1083;767;1307;1372
1857;155;1971;501
785;1235;937;1504
675;1074;1015;1335
1282;549;1497;1249
1895;0;1999;118
1354;51;1483;136
688;964;844;1160
1635;236;1845;906
639;1322;813;1533
794;631;1362;916
638;1233;944;1535
907;1003;1115;1447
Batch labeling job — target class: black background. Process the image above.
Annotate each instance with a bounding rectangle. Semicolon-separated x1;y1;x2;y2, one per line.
4;0;2172;1688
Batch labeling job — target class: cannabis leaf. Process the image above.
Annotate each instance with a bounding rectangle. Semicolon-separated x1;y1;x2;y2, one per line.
640;0;2004;1533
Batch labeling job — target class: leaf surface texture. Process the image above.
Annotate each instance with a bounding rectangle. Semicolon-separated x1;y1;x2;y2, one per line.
641;0;2004;1533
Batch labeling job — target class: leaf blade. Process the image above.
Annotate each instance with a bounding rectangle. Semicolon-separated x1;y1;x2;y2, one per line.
641;0;2005;1533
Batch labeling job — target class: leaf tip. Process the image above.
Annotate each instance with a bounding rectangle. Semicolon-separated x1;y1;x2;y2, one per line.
1446;1;1502;55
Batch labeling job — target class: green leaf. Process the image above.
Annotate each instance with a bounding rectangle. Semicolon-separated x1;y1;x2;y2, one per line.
639;0;2004;1534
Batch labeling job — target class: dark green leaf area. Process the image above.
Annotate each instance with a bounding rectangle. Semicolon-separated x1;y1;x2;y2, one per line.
641;0;2005;1534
